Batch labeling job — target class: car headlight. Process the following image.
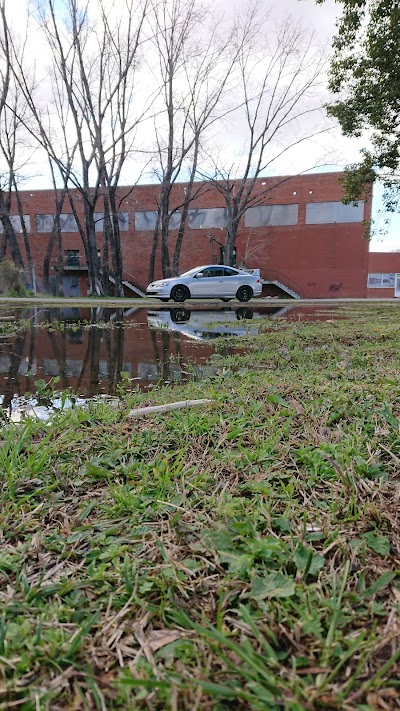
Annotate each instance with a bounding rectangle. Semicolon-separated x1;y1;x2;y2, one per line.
151;281;169;287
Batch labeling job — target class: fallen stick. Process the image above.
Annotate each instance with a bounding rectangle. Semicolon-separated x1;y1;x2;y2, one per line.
128;398;213;418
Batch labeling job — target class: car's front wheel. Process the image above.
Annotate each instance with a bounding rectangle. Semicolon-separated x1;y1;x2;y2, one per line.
171;285;190;302
170;308;190;323
236;285;253;302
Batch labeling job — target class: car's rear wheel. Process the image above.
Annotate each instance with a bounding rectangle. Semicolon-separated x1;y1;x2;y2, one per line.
236;285;253;302
171;285;190;302
236;307;253;320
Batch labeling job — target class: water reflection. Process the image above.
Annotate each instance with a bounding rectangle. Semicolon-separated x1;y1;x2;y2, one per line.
0;306;247;417
0;303;343;420
147;306;288;339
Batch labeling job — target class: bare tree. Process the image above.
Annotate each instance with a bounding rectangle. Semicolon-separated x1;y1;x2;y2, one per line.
147;0;239;281
201;11;328;265
92;0;153;295
0;69;38;283
12;0;151;295
0;0;24;269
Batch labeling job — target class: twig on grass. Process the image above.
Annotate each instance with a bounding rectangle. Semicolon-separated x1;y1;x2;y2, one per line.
128;399;213;418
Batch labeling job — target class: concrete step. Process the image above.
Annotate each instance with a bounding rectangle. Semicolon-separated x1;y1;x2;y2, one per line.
262;279;301;299
109;275;146;297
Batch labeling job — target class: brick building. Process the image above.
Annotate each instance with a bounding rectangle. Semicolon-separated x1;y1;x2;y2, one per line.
6;171;400;298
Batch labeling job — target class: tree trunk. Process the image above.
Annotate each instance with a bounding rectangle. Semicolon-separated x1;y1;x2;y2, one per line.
224;224;237;266
13;185;33;285
55;211;63;296
43;193;67;293
160;185;172;278
85;203;103;296
101;196;111;296
149;213;160;283
109;189;123;296
0;190;23;268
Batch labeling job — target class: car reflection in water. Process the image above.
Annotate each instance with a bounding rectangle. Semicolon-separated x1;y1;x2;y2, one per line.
147;306;289;340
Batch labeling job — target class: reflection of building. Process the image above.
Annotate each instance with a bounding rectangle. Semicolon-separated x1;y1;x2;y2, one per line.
5;173;400;298
0;307;219;401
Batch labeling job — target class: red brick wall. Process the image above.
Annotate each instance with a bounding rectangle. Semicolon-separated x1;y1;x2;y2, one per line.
366;252;400;298
8;172;375;298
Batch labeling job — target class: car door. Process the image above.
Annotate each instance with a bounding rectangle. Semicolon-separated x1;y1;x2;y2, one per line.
222;267;241;296
191;267;225;297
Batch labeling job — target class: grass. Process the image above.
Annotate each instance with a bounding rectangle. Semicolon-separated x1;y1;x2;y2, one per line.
0;303;399;710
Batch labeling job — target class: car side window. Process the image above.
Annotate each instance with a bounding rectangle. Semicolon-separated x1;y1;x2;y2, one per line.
199;268;223;278
223;268;238;277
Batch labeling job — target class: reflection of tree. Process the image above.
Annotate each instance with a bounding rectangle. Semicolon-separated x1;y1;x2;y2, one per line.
160;331;171;382
88;327;102;397
103;309;125;395
149;327;160;373
24;320;36;393
1;332;26;412
47;327;69;390
172;332;189;384
149;328;172;383
0;308;132;406
76;307;126;396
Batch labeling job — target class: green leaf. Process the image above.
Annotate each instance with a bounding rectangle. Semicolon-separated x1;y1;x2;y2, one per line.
293;542;325;577
219;551;253;576
363;571;396;598
381;404;399;431
362;531;390;556
251;573;296;599
266;393;290;407
205;530;235;552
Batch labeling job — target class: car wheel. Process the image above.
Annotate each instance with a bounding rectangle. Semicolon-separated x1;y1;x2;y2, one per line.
236;307;253;320
170;308;190;323
236;285;253;302
159;298;169;302
171;285;190;302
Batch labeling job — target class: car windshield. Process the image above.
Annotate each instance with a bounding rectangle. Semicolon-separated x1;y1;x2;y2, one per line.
179;267;205;277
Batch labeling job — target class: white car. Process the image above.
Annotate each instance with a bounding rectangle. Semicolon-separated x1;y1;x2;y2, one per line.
146;265;262;302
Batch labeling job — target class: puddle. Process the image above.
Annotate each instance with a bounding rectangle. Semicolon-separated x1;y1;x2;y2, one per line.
0;303;343;420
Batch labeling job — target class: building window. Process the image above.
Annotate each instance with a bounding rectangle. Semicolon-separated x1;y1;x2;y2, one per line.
93;212;129;232
245;204;298;227
36;212;129;233
306;201;364;224
36;214;79;233
187;207;228;229
0;215;31;232
135;207;232;231
135;210;182;231
65;250;80;267
368;273;396;288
